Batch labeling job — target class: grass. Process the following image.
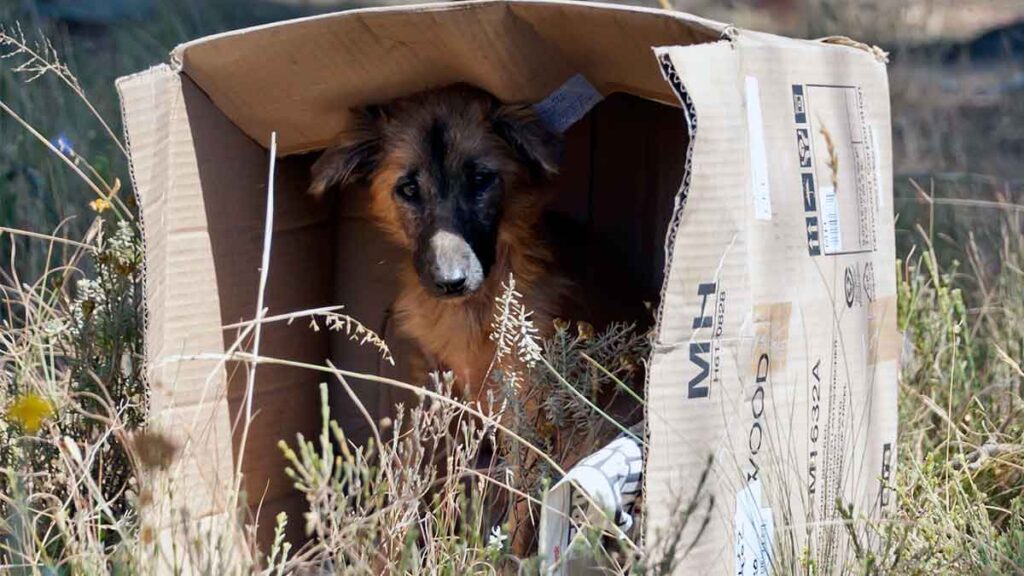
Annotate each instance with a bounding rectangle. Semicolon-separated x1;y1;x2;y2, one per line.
1;0;1023;574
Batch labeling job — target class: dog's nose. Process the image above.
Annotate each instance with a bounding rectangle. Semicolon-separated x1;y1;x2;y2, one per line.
435;275;467;296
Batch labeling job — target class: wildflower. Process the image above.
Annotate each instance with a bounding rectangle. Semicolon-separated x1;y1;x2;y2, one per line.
6;393;55;434
487;525;508;550
576;320;595;342
89;197;111;213
553;317;570;333
490;274;543;368
41;318;65;337
515;306;543;367
53;132;74;156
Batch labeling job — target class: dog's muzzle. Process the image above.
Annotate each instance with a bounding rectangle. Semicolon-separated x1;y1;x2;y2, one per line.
422;230;484;298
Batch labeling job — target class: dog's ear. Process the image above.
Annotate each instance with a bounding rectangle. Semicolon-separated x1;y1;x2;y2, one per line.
491;103;562;180
309;106;385;197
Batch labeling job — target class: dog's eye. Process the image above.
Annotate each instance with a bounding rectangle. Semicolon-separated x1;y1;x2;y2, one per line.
470;170;498;195
395;180;420;202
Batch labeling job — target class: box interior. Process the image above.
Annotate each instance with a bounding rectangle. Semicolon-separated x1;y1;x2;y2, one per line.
184;83;689;543
172;2;708;544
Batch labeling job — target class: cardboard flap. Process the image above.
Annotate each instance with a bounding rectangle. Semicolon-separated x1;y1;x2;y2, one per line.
646;32;897;572
168;0;727;154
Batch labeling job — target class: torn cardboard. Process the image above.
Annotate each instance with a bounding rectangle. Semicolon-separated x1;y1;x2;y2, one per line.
117;1;897;573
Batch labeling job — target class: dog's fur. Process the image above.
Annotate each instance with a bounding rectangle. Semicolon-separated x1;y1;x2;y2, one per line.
310;84;568;399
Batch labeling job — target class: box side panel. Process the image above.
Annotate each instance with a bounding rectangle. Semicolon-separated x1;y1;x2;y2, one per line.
119;66;333;549
645;35;897;574
117;66;235;522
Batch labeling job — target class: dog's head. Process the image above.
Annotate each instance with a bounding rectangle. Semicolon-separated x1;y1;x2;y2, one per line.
310;85;561;299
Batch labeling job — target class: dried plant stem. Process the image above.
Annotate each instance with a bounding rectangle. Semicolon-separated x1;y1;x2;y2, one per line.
172;349;639;552
0;227;97;251
579;351;645;406
222;305;348;329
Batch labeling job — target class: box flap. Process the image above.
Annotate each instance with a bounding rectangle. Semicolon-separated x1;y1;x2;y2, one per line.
645;30;897;572
169;0;727;154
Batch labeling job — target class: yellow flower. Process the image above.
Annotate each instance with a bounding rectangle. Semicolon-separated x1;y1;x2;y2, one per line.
6;394;55;434
89;198;111;213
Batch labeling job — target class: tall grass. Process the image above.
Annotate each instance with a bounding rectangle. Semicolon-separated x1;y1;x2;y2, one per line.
847;188;1024;574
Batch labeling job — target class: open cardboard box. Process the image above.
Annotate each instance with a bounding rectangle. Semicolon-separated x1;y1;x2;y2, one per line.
117;1;899;572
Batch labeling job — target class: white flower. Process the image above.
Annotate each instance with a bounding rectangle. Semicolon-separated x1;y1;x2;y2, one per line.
490;274;542;368
41;318;65;337
515;306;542;367
487;525;508;550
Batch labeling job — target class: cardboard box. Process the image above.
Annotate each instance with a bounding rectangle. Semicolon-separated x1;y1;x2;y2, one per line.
116;1;897;572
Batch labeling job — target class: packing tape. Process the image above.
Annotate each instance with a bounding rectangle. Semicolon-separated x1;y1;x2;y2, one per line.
868;295;899;365
751;301;792;376
532;74;604;134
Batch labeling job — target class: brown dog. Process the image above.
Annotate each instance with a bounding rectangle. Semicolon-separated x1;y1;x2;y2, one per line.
310;84;567;400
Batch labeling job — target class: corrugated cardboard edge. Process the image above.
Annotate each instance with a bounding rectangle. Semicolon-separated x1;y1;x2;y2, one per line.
116;64;244;574
115;65;161;376
638;44;706;549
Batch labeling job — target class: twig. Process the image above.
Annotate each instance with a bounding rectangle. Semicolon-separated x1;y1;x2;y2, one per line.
956;441;1024;471
0;227;96;251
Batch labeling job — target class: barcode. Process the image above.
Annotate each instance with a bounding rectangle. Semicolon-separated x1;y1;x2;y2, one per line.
820;185;842;253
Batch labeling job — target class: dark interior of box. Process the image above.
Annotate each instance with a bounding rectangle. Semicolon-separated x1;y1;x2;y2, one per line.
184;80;688;544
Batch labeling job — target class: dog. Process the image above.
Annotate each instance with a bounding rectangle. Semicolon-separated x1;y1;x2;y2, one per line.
309;84;568;400
310;85;572;555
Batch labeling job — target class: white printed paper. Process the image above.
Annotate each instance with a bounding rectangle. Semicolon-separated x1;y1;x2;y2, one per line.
734;478;774;576
538;434;643;574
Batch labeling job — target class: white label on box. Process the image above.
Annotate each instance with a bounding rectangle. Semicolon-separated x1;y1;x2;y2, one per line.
819;185;842;254
734;478;774;576
745;75;772;221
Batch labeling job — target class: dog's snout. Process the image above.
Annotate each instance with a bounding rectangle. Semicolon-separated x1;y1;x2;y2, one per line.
435;275;467;296
421;230;484;298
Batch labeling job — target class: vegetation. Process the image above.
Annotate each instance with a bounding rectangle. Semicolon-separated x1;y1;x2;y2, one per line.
1;0;1022;574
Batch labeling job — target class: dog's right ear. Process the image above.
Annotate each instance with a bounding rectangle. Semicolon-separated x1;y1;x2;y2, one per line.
309;106;384;197
491;103;562;181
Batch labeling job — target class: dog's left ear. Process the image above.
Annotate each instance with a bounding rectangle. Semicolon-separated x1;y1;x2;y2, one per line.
309;107;384;197
492;104;562;180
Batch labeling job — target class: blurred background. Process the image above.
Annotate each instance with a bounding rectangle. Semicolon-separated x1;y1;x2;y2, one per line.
1;0;1022;277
